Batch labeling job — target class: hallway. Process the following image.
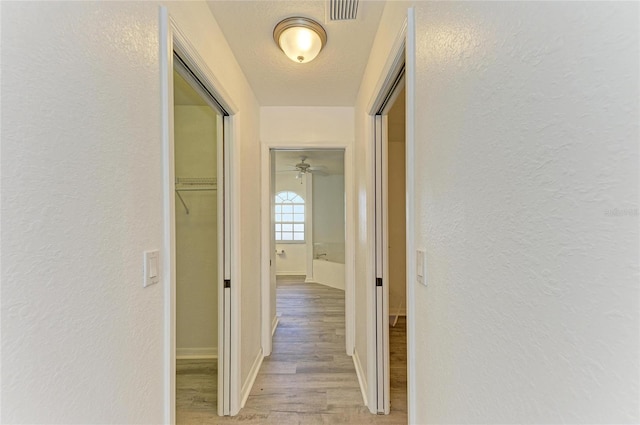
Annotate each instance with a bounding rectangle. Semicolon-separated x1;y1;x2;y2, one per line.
176;279;407;424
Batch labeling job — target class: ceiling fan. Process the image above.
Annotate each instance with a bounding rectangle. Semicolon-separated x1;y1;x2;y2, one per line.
289;157;326;180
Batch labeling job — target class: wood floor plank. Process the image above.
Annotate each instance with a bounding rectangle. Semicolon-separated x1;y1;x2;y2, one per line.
176;279;407;424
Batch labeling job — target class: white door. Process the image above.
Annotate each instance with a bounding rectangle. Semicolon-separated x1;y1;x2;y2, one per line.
220;113;232;416
374;114;391;414
372;65;405;415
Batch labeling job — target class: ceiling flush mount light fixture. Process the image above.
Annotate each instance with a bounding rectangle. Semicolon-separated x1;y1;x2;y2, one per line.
273;17;327;64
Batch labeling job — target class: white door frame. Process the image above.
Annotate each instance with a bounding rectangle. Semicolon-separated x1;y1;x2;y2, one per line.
160;8;241;422
261;143;356;357
366;15;415;418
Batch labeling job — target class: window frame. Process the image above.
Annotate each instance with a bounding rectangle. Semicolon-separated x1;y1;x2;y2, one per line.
274;191;305;243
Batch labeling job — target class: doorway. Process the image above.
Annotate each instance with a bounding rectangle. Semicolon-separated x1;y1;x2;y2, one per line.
386;87;408;417
272;150;346;287
172;62;223;421
261;145;355;360
251;148;365;413
370;38;407;414
162;12;240;420
262;148;348;358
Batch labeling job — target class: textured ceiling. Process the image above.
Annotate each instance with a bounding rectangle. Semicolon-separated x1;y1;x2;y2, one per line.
207;0;386;106
275;149;345;175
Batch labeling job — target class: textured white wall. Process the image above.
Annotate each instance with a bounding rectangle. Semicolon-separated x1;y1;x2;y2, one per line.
274;244;306;275
1;1;261;423
359;1;639;422
260;107;354;144
411;2;639;422
312;174;345;251
174;105;218;355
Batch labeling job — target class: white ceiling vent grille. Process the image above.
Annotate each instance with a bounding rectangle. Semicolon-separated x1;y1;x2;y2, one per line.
328;0;359;21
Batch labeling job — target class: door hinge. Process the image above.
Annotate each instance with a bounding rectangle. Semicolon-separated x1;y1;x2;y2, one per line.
376;277;383;287
224;279;231;288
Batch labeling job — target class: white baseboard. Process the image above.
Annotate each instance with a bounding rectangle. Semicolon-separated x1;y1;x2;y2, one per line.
271;316;279;336
352;349;368;407
176;347;217;360
276;272;306;276
304;276;316;283
241;348;264;408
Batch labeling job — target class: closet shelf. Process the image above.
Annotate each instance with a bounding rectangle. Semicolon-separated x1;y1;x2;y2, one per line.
175;177;217;190
175;177;217;214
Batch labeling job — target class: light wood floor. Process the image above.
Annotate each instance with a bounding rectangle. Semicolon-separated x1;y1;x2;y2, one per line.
176;279;407;424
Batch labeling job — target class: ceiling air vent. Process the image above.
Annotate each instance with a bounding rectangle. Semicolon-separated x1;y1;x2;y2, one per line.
328;0;359;21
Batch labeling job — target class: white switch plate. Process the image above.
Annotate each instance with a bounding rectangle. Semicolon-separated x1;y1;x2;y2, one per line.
144;250;160;287
416;249;427;286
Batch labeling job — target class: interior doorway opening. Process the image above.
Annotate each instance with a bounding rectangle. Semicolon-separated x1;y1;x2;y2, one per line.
368;31;407;415
272;150;346;288
162;11;241;420
248;147;374;415
172;60;224;420
385;87;408;417
262;148;350;344
260;142;356;368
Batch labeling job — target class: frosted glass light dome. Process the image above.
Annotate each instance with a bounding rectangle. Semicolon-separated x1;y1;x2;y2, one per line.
274;17;327;64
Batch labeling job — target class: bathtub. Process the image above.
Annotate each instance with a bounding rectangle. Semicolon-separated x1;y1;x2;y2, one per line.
311;243;345;290
312;259;345;290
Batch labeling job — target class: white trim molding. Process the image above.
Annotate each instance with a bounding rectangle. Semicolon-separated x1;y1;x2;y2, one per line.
353;349;369;407
176;347;218;360
405;8;417;424
261;144;273;358
276;271;307;277
241;348;264;408
159;8;176;424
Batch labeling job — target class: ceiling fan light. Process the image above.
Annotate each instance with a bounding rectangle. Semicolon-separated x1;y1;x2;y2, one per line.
274;17;327;64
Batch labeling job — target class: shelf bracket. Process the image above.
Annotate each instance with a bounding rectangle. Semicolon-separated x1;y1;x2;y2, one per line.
175;190;189;215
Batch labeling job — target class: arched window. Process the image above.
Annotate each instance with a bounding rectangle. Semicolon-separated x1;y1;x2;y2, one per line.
275;191;305;241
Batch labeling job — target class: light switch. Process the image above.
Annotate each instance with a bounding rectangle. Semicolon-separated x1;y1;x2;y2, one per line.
416;249;427;286
144;250;160;287
149;256;158;278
